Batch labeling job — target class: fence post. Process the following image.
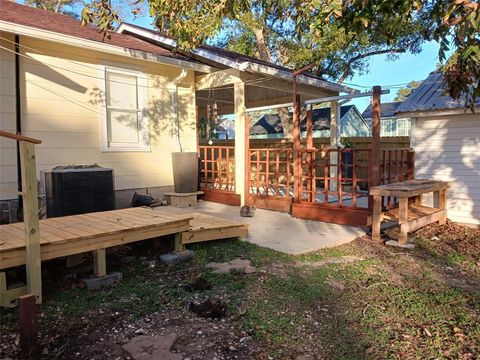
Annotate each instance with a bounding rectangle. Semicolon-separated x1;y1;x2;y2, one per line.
407;150;415;180
371;86;381;187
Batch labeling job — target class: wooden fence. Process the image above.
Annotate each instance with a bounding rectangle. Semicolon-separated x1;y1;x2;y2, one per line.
199;136;410;150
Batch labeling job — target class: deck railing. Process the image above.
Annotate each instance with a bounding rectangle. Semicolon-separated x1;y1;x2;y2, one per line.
248;148;294;198
198;143;414;212
198;145;236;192
298;148;372;209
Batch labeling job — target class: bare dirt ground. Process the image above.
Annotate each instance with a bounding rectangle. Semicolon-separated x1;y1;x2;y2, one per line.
1;221;479;359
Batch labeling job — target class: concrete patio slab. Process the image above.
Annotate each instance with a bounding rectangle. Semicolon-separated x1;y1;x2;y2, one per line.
154;201;366;255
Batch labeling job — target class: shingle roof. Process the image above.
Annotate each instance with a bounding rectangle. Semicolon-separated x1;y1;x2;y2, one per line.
396;72;480;113
362;101;403;120
0;0;190;61
250;105;355;135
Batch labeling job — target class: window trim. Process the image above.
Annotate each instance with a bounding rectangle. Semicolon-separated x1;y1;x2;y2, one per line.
98;64;150;152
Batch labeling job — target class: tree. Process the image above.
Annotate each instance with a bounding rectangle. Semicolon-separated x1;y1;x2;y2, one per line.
394;81;422;102
25;0;84;17
82;0;479;108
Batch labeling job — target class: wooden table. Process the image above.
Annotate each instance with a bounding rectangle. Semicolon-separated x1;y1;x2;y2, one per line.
370;180;449;244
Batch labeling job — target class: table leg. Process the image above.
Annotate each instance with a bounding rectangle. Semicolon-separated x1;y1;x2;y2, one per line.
372;195;382;242
398;198;409;245
434;189;447;225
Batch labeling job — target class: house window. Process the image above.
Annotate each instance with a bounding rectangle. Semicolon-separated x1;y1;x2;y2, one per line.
381;119;394;136
102;67;149;151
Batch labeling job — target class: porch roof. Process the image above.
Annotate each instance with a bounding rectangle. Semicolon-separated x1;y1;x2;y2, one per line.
116;22;357;95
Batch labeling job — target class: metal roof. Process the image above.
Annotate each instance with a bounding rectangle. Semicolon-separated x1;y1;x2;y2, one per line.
362;101;402;119
396;72;480;113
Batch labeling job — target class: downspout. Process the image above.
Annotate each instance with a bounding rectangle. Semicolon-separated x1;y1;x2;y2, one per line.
14;34;23;220
171;68;188;152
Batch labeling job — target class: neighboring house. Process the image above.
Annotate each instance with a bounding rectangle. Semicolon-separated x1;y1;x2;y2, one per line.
396;71;480;226
250;105;369;139
362;101;411;137
0;1;351;220
216;118;235;139
214;125;229;139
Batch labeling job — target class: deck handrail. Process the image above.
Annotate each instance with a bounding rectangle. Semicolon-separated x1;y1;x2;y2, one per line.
0;130;42;144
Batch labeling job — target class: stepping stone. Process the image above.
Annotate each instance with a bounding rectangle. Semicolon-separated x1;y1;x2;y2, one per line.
206;258;256;274
122;334;182;360
159;250;194;265
385;240;415;249
79;272;123;290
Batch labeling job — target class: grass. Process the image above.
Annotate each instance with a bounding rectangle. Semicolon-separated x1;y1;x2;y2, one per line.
1;231;479;359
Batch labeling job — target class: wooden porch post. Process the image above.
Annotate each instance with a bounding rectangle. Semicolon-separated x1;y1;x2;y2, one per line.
293;92;301;202
244;113;251;205
329;100;339;192
234;81;247;206
306;107;313;149
371;86;381;187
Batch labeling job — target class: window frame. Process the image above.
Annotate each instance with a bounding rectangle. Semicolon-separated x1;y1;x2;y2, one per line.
99;64;150;152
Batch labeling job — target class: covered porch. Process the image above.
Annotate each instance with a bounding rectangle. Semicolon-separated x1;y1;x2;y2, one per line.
195;70;415;227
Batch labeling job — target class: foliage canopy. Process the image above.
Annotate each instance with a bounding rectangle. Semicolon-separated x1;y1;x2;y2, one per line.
82;0;479;107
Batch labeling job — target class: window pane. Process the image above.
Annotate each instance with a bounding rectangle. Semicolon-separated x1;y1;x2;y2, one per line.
398;120;406;136
108;109;140;143
106;72;138;109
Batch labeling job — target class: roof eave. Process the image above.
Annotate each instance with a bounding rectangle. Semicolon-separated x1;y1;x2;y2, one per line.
0;20;213;72
117;22;357;94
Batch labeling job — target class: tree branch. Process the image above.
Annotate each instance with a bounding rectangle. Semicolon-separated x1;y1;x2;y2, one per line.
337;48;406;83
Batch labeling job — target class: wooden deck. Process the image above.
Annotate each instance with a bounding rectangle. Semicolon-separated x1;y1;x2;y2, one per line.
0;207;191;270
0;207;248;307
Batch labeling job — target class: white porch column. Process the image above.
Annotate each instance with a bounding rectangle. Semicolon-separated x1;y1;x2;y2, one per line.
329;100;339;191
234;81;247;205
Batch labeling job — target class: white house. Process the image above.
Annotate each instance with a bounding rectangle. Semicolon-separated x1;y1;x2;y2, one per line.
396;72;480;226
362;101;411;137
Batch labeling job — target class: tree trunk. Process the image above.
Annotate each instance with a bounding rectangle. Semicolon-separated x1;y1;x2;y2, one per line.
254;27;272;62
278;108;293;139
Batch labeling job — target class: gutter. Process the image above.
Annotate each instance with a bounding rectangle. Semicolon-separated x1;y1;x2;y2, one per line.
14;34;23;220
172;68;188;152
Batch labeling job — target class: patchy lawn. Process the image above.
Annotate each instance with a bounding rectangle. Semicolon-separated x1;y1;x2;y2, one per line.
1;222;479;359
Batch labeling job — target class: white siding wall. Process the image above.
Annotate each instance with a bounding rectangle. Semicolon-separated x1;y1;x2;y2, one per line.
412;112;480;225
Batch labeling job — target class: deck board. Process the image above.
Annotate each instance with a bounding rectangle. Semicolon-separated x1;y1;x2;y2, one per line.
0;208;191;269
180;213;249;244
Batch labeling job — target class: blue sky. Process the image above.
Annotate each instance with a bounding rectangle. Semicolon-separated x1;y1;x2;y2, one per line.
346;42;441;112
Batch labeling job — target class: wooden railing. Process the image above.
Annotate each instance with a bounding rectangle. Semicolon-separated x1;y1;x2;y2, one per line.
198;142;415;214
248;148;294;198
198;145;236;192
298;148;372;209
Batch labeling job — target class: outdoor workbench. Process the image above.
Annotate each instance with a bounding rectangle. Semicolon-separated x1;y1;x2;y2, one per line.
370;179;450;245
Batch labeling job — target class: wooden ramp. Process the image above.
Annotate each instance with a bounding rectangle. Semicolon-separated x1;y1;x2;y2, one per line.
180;213;249;245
